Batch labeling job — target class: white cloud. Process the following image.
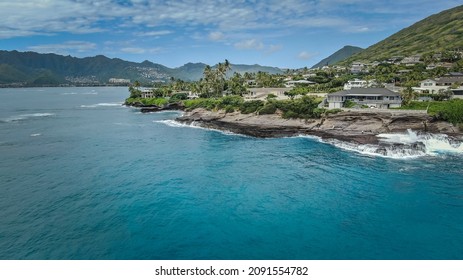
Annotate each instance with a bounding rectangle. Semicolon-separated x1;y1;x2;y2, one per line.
266;44;283;54
28;41;97;54
120;47;163;54
208;31;225;41
234;39;264;50
298;51;318;60
0;0;461;51
121;47;146;54
136;30;173;37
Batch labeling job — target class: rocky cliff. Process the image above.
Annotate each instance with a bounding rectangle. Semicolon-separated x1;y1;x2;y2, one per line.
176;108;461;144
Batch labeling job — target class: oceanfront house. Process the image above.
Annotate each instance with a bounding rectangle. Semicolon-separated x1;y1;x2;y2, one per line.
140;88;155;98
244;88;290;100
285;80;316;88
327;88;402;109
187;91;199;99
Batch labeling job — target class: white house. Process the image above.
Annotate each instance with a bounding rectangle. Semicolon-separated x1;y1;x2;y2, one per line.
244;88;290;100
350;62;368;74
400;55;422;66
413;74;463;94
140;88;155;98
285;80;316;88
412;79;447;94
327;88;402;109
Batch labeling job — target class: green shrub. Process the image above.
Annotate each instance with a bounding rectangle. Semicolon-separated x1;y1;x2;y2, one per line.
326;108;342;115
344;99;357;108
183;98;219;110
258;103;277;115
435;99;463;125
170;93;188;102
239;100;264;114
282;110;299;119
217;95;243;109
224;105;235;113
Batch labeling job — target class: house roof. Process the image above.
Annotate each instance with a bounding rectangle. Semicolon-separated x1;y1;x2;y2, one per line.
328;88;399;97
436;76;463;84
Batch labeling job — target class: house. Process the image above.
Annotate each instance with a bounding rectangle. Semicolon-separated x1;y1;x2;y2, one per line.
343;79;373;90
109;78;130;85
140;88;155;98
244;88;290;100
413;74;463;94
327;88;402;109
350;62;366;74
285;80;316;88
412;79;447;94
400;55;422;66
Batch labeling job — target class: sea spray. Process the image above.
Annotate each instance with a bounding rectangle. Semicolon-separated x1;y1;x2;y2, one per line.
327;129;463;158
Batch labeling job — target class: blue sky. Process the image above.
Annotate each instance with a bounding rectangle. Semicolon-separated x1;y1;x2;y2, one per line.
1;0;461;69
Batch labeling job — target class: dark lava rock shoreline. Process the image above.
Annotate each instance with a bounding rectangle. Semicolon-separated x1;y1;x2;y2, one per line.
175;108;462;145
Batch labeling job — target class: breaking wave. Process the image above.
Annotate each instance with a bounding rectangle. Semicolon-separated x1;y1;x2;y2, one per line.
327;129;463;159
1;113;55;123
154;120;242;136
80;102;123;108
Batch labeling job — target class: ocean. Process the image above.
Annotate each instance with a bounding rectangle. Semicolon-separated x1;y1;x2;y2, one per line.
1;87;462;260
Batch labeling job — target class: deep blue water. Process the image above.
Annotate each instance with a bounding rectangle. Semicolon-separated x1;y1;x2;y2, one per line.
1;87;462;260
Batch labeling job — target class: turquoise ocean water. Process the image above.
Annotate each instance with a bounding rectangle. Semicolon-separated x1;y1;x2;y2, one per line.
1;87;462;259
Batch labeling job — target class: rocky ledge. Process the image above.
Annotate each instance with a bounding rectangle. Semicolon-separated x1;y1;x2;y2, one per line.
125;102;185;113
176;108;462;145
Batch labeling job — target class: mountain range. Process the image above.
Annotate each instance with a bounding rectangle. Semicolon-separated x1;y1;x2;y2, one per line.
311;45;363;69
342;5;463;64
0;50;282;86
1;5;462;86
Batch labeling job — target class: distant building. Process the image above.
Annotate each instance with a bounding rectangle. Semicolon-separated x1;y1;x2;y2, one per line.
140;88;155;98
400;55;422;66
109;78;131;85
350;62;366;74
327;88;402;109
343;79;374;90
285;80;316;88
244;88;290;100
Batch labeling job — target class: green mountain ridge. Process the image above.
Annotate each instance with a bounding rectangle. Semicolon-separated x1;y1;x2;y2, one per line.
342;5;463;64
311;45;363;69
0;50;282;86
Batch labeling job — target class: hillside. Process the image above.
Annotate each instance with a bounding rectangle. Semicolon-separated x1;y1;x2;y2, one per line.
0;50;283;86
311;46;363;68
342;5;463;64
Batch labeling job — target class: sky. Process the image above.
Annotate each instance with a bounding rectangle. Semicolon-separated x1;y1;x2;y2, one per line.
0;0;461;69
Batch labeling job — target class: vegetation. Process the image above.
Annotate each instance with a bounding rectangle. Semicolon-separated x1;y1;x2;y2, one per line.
181;94;326;119
399;99;463;125
342;5;463;64
125;97;169;106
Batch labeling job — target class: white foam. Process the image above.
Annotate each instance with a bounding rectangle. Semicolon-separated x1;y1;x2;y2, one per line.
326;139;426;159
2;113;55;122
30;133;41;137
321;129;463;159
154;120;244;136
80;102;123;108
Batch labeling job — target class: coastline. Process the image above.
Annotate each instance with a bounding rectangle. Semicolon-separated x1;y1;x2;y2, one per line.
175;108;462;145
